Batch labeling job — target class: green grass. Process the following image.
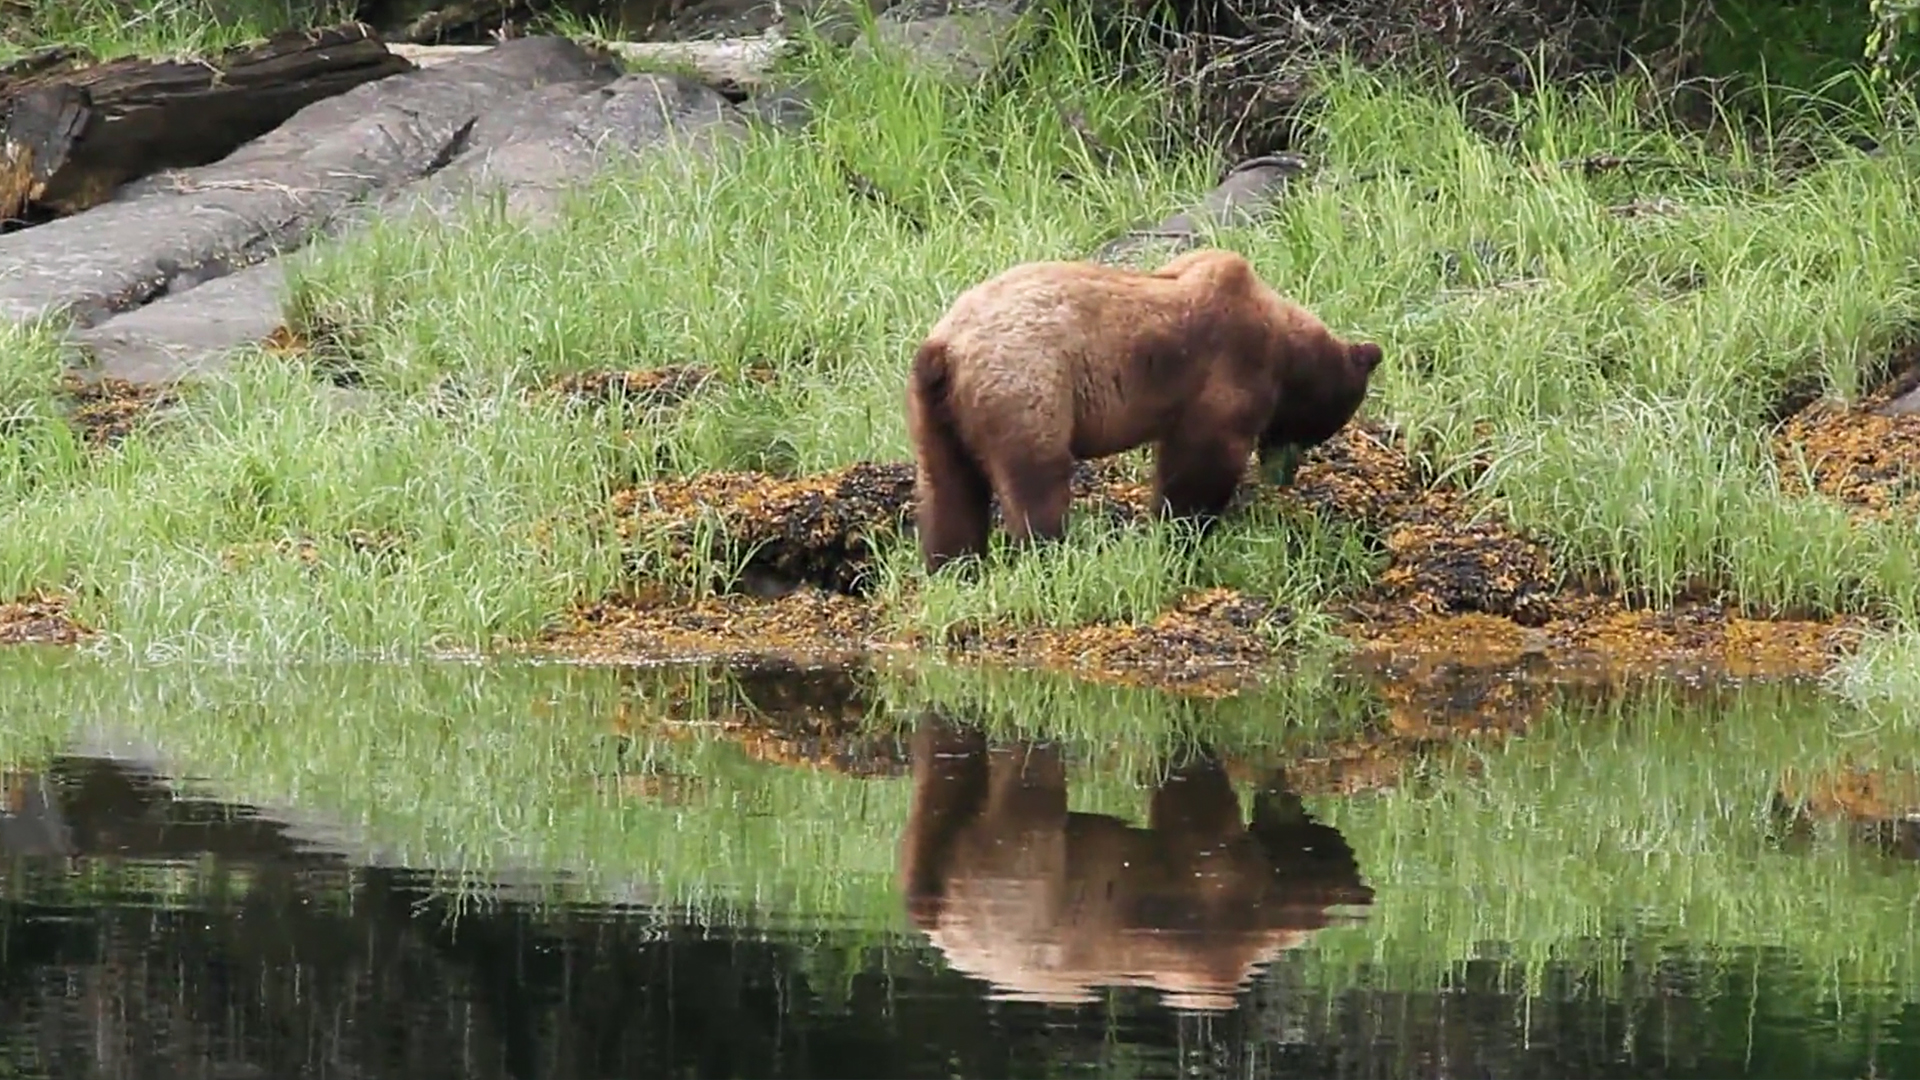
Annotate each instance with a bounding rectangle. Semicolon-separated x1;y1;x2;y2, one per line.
0;324;84;500
0;0;356;61
1829;626;1920;712
2;13;1920;701
1213;66;1920;619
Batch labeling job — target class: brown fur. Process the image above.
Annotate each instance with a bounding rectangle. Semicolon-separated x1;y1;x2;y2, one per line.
898;713;1375;1009
905;247;1384;572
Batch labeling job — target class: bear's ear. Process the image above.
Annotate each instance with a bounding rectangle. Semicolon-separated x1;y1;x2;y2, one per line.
1350;342;1383;374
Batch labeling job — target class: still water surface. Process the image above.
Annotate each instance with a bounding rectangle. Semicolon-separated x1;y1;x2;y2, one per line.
0;652;1913;1079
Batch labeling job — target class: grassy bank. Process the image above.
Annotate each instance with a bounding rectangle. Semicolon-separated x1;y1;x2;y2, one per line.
0;651;1915;1006
0;0;356;60
3;13;1920;700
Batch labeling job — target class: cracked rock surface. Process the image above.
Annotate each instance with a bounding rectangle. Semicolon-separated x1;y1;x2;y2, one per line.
3;37;758;391
0;37;617;334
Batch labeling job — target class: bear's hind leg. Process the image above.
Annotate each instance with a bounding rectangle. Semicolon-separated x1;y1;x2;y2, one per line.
912;416;994;575
1152;428;1256;531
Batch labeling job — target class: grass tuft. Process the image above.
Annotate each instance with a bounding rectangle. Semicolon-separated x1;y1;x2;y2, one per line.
0;0;356;61
1827;627;1920;714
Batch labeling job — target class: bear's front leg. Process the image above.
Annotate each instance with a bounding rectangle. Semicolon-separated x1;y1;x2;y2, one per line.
1152;428;1256;529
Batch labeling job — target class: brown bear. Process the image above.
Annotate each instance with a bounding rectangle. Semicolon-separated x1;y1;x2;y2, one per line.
904;246;1384;573
898;711;1376;1010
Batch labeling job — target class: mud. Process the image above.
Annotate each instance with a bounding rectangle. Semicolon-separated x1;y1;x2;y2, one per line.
1349;605;1867;682
610;464;913;596
911;586;1296;695
566;588;882;665
0;592;90;646
556;582;1296;695
605;456;1153;599
57;374;177;447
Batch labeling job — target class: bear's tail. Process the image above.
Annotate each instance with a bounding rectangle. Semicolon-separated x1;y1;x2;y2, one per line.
909;338;954;408
908;338;966;448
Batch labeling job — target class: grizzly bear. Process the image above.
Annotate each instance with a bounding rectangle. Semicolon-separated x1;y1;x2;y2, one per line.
898;711;1375;1009
904;247;1384;572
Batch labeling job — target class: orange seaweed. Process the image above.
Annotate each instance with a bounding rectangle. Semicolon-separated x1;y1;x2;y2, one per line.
1774;396;1920;523
57;374;175;447
0;592;90;646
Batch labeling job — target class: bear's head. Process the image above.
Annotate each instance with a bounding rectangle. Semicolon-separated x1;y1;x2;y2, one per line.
1257;337;1383;486
1264;337;1383;450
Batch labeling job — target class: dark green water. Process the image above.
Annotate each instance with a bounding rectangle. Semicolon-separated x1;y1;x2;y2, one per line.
0;652;1914;1079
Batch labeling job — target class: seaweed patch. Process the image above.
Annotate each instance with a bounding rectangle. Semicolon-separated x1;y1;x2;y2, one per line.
1774;393;1920;522
562;416;1875;689
0;592;90;646
58;374;176;447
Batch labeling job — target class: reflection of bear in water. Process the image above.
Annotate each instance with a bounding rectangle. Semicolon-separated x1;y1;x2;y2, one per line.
905;248;1385;573
898;712;1376;1011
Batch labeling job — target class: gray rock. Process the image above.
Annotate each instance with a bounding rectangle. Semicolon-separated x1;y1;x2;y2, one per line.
737;83;819;130
855;0;1032;83
1090;154;1311;267
0;36;620;333
69;270;294;384
390;72;748;224
60;57;749;384
1880;383;1920;416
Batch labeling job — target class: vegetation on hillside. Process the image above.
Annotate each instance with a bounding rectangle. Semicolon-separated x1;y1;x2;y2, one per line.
2;1;1919;702
0;0;357;59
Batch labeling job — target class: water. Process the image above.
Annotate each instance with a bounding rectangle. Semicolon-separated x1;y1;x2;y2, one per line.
0;652;1914;1079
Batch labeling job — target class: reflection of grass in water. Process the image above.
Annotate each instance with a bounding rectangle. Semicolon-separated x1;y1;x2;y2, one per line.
0;854;264;911
0;653;1916;1004
1304;678;1920;996
0;651;913;923
868;656;1380;761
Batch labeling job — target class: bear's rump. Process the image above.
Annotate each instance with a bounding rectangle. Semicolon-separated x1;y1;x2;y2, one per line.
943;359;1078;462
